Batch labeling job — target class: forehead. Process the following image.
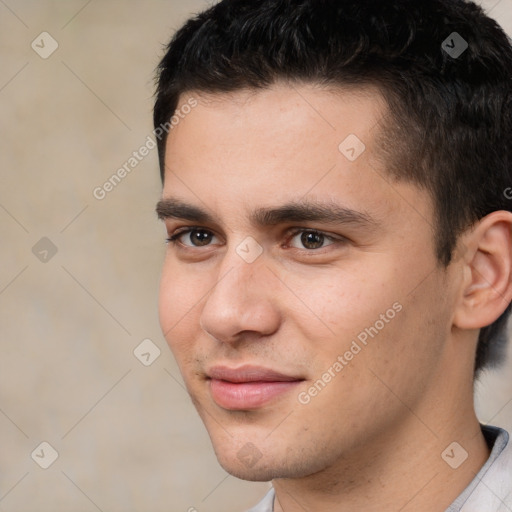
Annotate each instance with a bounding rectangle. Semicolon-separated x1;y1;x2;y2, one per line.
170;82;388;153
161;83;431;231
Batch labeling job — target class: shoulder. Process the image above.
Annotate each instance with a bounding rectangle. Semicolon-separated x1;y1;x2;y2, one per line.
457;426;512;512
245;488;275;512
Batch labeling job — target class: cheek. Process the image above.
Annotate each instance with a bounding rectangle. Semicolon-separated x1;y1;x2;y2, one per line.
158;261;203;353
158;264;180;337
286;265;395;343
284;258;436;399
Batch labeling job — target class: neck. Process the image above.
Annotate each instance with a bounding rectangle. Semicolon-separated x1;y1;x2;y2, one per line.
272;367;490;511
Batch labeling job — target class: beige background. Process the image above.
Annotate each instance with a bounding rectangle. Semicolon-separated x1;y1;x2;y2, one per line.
0;1;511;511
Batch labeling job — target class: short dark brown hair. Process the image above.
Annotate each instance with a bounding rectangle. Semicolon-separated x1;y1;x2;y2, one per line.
154;0;512;376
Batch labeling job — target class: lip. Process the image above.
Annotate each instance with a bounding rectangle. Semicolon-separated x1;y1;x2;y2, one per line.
207;365;304;410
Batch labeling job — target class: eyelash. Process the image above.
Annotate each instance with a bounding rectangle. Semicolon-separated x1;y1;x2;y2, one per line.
165;227;343;250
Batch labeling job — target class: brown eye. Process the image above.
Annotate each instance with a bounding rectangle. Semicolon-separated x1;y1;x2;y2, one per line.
289;230;336;250
301;231;325;249
168;228;218;247
188;229;214;246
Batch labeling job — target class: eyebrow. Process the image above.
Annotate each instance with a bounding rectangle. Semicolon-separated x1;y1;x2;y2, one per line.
156;197;378;231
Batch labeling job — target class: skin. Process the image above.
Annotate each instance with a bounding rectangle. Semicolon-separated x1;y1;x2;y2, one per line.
157;82;512;511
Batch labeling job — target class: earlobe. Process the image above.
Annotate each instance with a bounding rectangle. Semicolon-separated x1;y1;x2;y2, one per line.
453;211;512;330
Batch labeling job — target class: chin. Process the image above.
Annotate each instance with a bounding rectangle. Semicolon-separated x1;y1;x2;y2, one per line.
222;464;276;482
210;444;269;481
212;442;316;482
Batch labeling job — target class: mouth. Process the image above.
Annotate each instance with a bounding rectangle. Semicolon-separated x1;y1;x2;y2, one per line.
206;365;305;410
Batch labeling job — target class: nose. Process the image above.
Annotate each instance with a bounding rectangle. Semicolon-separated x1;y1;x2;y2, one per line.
199;248;281;345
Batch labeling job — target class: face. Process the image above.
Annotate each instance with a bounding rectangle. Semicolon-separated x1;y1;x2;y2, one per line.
157;83;459;481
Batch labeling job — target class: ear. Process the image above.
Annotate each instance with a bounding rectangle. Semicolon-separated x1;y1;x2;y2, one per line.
453;211;512;330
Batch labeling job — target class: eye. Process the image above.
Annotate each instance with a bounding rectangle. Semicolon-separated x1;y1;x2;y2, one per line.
167;228;219;247
288;229;337;250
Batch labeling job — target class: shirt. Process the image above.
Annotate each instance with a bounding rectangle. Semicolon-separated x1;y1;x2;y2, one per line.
246;425;512;512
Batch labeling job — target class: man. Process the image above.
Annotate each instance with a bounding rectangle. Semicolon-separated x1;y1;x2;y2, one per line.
154;0;512;510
